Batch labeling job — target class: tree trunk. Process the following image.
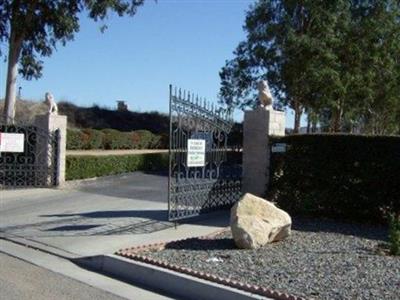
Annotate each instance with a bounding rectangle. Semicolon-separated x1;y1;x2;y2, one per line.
293;100;302;133
330;108;342;132
311;119;317;133
330;98;345;133
3;25;23;124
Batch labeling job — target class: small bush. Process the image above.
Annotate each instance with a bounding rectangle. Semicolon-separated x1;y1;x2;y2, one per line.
81;128;104;149
66;153;168;180
134;130;162;149
102;129;127;149
387;211;400;255
67;129;87;150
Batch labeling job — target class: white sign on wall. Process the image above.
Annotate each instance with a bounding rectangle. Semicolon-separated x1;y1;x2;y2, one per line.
0;133;25;153
271;143;286;153
187;139;206;167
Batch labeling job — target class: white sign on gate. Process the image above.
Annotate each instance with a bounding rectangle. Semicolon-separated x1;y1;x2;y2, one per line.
0;133;25;152
187;139;206;167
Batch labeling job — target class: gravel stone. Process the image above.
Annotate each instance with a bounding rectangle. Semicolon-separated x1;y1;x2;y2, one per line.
141;218;400;300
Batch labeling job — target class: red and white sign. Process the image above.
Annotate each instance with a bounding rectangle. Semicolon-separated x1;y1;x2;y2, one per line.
0;133;25;152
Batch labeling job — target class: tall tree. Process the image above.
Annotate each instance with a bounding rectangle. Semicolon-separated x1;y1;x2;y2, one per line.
348;0;400;134
220;0;400;134
219;0;350;132
0;0;145;123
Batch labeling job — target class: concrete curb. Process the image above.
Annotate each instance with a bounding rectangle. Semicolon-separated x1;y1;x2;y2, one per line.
77;254;271;300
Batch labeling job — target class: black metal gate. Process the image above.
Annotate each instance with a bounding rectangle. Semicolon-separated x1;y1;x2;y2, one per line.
168;85;242;221
0;118;59;189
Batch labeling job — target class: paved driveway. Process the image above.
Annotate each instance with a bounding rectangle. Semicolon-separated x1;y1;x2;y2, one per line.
0;172;228;257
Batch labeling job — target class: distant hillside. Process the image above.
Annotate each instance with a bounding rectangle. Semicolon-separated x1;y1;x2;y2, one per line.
0;99;47;123
0;100;243;147
58;102;169;134
0;99;169;134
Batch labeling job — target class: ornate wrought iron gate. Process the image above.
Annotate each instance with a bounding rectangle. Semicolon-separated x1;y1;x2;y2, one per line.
168;85;242;221
0;118;59;189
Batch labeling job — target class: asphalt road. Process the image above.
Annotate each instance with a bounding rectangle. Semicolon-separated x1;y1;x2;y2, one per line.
0;252;124;300
0;171;226;300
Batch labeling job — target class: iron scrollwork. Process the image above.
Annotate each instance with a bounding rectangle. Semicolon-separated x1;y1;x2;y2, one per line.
0;118;59;189
168;85;242;221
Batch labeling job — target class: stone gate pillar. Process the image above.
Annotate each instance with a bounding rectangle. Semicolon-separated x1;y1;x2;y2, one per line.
34;113;67;186
242;107;285;197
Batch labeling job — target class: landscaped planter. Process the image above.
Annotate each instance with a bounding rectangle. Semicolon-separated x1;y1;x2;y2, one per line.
117;218;399;300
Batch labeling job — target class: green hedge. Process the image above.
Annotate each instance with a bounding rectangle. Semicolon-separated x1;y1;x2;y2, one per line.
269;134;400;223
66;128;164;150
66;153;168;180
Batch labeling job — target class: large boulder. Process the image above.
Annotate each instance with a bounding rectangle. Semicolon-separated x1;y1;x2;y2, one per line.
230;193;292;249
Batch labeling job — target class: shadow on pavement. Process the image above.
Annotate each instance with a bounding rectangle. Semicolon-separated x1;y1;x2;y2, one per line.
41;209;230;228
41;210;168;222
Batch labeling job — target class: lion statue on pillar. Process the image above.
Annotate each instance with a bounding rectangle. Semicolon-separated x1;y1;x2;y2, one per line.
44;92;58;115
258;80;273;110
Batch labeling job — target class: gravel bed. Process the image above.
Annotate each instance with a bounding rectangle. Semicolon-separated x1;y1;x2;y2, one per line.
141;218;400;300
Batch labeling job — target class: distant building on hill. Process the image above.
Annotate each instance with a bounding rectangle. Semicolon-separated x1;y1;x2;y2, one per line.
117;100;128;112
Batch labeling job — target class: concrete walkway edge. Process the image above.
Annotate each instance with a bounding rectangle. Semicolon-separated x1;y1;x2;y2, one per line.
79;254;272;300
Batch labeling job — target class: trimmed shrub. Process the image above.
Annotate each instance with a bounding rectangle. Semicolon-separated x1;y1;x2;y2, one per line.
81;128;104;149
101;129;132;149
134;130;162;149
66;128;165;150
269;134;400;223
66;153;168;180
67;129;87;150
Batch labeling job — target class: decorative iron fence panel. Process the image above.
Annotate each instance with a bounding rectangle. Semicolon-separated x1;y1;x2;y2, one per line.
168;85;242;221
0;119;59;189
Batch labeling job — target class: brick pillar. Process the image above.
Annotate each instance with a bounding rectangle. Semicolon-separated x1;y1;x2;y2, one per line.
242;107;285;197
35;113;67;186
